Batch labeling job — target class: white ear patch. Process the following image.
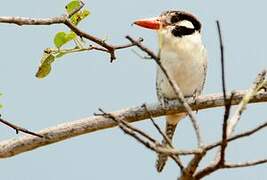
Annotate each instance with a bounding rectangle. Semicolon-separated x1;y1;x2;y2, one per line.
177;20;194;29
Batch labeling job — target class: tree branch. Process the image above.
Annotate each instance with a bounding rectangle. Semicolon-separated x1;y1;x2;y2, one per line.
0;15;143;61
0;91;266;158
0;16;66;25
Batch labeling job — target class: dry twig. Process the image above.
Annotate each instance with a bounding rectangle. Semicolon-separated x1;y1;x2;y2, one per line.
217;20;230;166
142;104;173;148
224;159;267;168
0;114;43;138
0;12;143;61
205;120;267;151
96;108;184;170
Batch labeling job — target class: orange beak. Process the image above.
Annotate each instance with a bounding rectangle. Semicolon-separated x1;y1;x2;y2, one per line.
133;17;161;30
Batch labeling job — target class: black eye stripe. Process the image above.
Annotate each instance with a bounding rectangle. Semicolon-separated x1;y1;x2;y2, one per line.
171;26;195;37
170;15;179;23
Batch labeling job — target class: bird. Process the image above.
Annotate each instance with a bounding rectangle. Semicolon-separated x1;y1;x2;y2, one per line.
133;10;208;172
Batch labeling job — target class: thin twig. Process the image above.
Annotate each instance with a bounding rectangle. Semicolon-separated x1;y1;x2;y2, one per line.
224;159;267;168
142;104;185;170
114;38;144;50
217;20;229;166
142;104;172;147
205;120;267;151
125;35;159;60
0;115;43;138
96;108;157;144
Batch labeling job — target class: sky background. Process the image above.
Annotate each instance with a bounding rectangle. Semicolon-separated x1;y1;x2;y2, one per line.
0;0;267;179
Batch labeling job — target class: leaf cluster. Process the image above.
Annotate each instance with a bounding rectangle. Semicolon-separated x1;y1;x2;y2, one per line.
36;0;90;79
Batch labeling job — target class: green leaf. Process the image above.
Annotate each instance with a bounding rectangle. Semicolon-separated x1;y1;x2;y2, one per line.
70;9;90;25
35;64;52;79
40;52;55;64
66;31;77;41
36;53;55;79
54;32;67;48
54;31;77;48
65;0;81;14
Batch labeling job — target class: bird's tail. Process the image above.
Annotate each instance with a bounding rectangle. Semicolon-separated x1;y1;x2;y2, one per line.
156;113;185;172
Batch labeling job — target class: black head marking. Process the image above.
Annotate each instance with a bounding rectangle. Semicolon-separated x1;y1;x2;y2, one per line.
170;14;179;24
171;26;195;37
160;10;202;37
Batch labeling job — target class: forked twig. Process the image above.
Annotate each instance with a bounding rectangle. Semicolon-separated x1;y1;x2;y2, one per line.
96;108;184;170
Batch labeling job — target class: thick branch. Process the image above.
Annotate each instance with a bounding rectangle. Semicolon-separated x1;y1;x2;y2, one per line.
0;90;266;158
0;16;66;25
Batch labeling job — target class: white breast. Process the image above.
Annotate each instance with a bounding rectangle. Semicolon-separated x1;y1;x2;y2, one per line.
156;31;207;99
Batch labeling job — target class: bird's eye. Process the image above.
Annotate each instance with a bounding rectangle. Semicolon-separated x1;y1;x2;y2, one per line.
170;15;179;24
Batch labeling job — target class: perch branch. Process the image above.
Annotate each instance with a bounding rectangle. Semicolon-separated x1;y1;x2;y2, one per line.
0;91;266;158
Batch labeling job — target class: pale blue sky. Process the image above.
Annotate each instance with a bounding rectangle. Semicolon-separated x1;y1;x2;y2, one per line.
0;0;267;179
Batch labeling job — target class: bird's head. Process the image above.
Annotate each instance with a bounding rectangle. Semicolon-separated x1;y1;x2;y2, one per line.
133;10;201;37
133;11;202;49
